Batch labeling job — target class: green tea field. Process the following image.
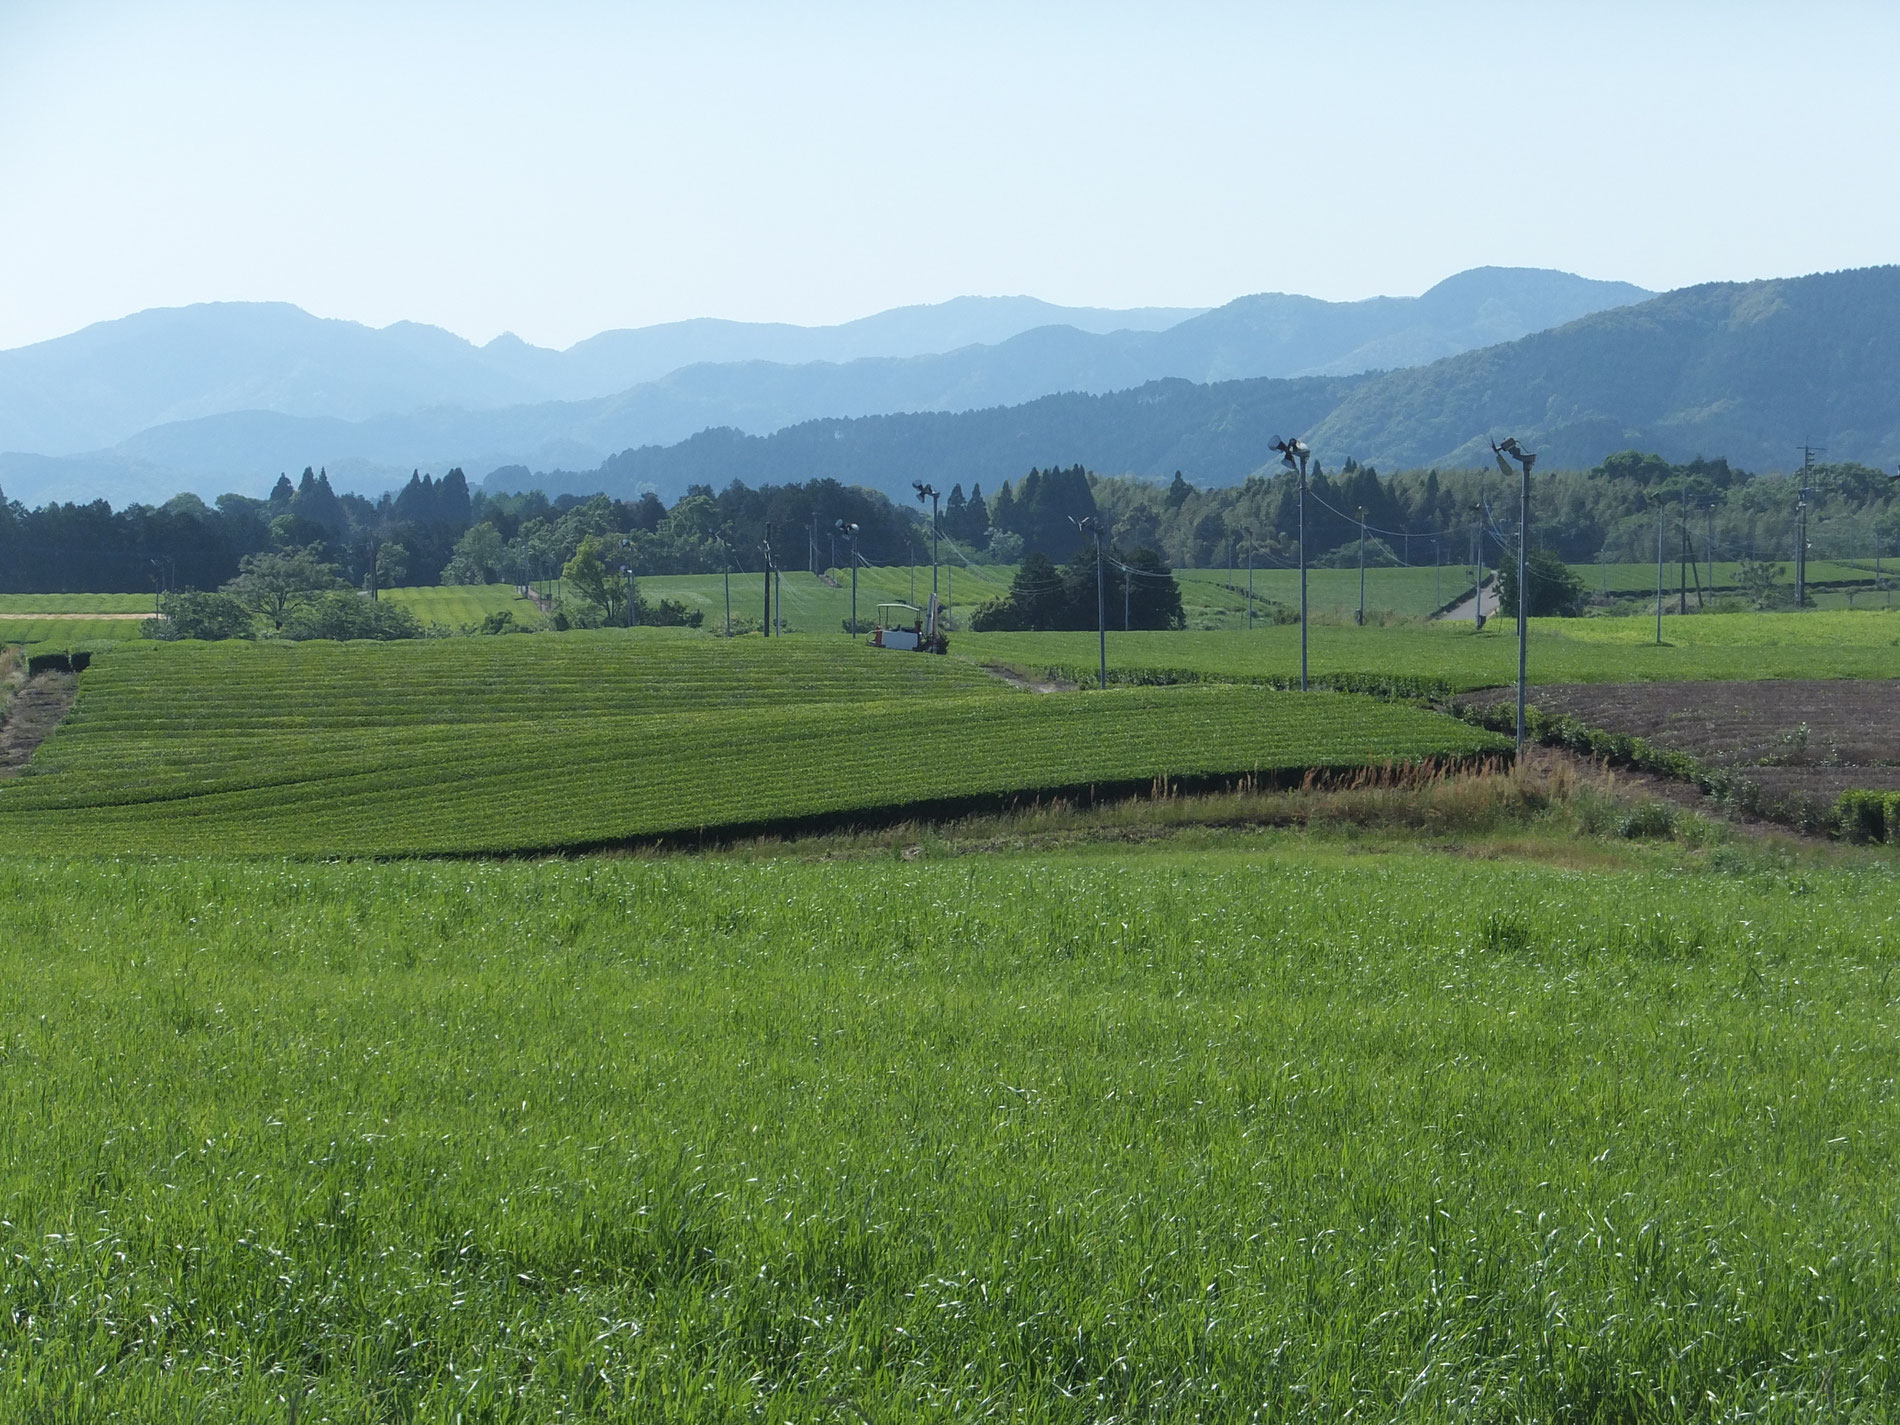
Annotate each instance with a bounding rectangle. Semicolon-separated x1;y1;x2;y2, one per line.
0;635;1504;855
0;616;148;646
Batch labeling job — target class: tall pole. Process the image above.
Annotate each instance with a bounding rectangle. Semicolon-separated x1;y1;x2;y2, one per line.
913;483;941;605
1517;459;1528;751
1246;539;1254;631
1271;441;1310;689
1356;507;1367;626
723;542;731;637
762;523;773;637
1492;438;1536;758
1472;506;1484;631
1796;500;1807;610
836;520;860;635
1096;528;1107;692
1796;443;1820;610
1655;499;1665;645
1679;520;1687;616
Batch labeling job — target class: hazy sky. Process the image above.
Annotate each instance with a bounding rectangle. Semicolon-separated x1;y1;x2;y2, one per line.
3;0;1897;352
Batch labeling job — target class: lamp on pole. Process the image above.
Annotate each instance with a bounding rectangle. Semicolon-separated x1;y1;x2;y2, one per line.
1271;437;1312;690
834;520;860;634
1069;515;1107;691
761;522;775;638
1245;532;1255;631
1490;437;1537;758
717;533;733;637
1355;506;1367;626
912;482;941;604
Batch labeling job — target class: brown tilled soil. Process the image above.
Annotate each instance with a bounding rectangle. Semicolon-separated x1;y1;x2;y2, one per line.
1461;679;1900;813
0;671;77;776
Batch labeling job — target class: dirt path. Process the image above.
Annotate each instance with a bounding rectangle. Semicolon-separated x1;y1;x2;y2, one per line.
0;671;77;776
1434;575;1497;623
1;611;149;620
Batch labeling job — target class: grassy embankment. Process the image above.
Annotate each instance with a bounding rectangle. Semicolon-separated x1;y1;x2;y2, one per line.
2;845;1896;1419
0;635;1502;855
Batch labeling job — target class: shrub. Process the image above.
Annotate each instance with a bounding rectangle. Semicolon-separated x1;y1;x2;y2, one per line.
1496;549;1587;617
143;590;256;641
1619;800;1677;839
281;592;425;641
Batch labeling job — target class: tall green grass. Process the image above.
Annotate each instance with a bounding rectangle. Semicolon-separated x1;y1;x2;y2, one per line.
1;848;1895;1419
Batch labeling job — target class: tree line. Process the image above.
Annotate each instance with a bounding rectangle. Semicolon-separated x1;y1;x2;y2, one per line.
5;448;1897;598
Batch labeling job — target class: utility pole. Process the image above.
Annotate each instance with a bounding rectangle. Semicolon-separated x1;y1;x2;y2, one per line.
1655;497;1665;645
1705;501;1716;595
835;520;860;633
1471;503;1485;631
1492;438;1537;758
912;482;940;602
1272;438;1312;689
1246;536;1255;631
721;538;732;637
1797;443;1821;610
761;522;774;637
1070;515;1106;689
1356;507;1367;626
1679;521;1688;616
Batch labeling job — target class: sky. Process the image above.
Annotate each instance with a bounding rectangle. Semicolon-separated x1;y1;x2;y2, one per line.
2;0;1898;353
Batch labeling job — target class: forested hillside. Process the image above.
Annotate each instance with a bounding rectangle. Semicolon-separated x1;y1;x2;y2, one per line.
493;266;1900;507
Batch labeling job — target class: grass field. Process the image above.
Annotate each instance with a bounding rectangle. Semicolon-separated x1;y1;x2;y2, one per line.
0;593;160;613
964;608;1900;691
0;635;1502;855
2;846;1896;1419
378;584;549;628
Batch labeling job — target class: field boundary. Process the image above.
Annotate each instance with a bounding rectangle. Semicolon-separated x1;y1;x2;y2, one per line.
1452;695;1851;836
456;753;1515;859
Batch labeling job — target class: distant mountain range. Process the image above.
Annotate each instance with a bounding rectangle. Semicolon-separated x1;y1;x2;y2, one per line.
0;268;1648;506
494;267;1900;506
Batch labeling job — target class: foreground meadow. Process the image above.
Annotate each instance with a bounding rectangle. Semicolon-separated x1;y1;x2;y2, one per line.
1;847;1895;1420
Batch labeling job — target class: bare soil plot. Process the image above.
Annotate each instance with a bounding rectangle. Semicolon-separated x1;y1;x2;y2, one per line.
0;671;77;776
1463;679;1900;811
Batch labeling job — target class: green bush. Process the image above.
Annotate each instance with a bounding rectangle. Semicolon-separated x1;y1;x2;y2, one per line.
142;590;255;641
281;592;425;641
